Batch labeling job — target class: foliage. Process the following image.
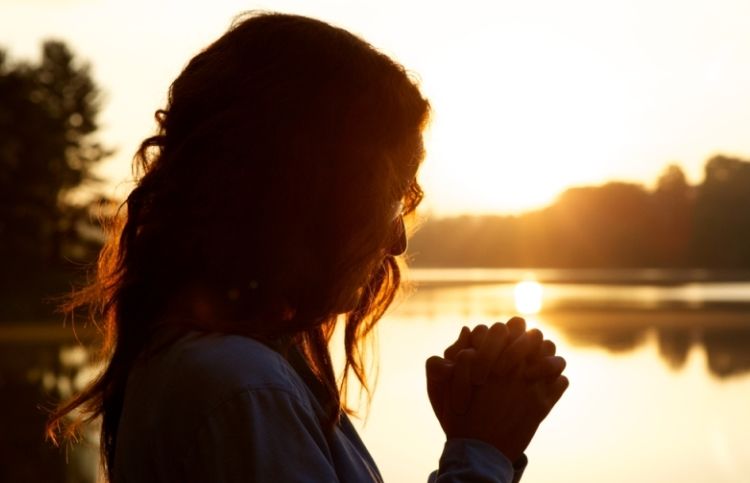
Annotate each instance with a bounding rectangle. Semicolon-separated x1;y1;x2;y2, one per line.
1;41;109;268
409;158;750;269
0;41;111;320
691;156;750;267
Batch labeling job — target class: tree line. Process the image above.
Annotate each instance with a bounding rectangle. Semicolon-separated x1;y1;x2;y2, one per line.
1;41;111;320
408;156;750;268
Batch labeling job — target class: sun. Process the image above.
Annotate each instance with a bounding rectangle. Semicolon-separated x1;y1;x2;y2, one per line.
415;25;637;215
514;280;544;315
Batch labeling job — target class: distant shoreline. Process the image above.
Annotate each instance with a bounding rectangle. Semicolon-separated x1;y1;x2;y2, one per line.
4;305;750;342
536;306;750;330
407;267;750;286
0;322;99;343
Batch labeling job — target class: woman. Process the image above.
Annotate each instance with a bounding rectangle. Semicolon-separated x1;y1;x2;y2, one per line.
47;12;568;482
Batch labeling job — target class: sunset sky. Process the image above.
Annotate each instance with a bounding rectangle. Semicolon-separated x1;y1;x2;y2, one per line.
3;0;750;215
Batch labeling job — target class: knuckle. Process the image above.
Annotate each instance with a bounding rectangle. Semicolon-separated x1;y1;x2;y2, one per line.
456;348;476;362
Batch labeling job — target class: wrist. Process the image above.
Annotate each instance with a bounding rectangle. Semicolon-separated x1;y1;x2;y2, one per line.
512;452;528;471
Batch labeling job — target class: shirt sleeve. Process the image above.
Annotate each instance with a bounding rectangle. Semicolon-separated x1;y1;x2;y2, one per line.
427;439;528;483
181;386;341;483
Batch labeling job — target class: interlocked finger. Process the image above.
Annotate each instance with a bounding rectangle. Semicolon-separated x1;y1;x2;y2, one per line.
494;328;543;375
444;326;471;360
450;349;476;414
524;355;566;380
539;339;556;357
471;323;509;385
470;324;489;350
506;317;526;341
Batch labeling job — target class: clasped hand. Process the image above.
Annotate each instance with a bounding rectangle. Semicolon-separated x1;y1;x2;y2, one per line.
425;317;569;463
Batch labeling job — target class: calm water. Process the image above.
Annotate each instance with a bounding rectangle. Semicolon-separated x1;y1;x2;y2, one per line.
2;268;749;482
352;269;750;483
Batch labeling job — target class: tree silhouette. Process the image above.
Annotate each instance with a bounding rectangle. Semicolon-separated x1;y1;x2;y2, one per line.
653;164;693;266
691;155;750;267
0;41;111;320
0;41;109;271
408;157;750;270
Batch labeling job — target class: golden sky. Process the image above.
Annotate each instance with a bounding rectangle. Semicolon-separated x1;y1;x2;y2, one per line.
3;0;750;215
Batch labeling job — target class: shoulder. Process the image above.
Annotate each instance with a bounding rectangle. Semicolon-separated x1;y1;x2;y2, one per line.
145;331;314;422
177;332;298;386
118;331;339;480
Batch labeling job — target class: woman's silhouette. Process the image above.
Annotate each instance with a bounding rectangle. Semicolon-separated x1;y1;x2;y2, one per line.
47;12;568;482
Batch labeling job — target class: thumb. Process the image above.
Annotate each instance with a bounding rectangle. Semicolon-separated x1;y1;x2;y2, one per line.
426;356;453;420
426;356;454;382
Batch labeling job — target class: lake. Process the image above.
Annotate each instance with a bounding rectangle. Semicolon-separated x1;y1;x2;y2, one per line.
2;268;749;482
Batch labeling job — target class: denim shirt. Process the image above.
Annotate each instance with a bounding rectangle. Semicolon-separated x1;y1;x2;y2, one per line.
114;330;525;482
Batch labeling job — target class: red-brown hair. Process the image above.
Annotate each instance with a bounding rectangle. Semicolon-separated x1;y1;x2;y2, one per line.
46;11;430;480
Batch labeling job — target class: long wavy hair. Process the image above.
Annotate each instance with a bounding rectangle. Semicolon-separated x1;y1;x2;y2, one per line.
46;11;430;479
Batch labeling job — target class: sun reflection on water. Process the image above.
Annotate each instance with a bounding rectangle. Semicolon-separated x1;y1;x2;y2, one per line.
514;279;544;314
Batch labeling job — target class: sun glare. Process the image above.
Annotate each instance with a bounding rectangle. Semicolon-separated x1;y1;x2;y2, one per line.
416;24;640;215
514;280;544;315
